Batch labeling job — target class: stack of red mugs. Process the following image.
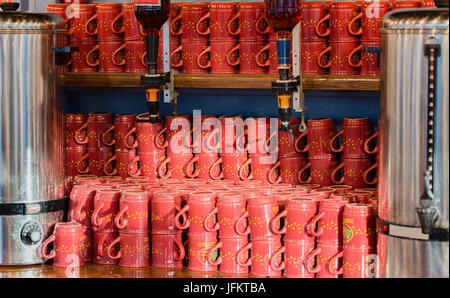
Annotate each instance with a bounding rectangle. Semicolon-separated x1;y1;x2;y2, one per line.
65;114;89;177
111;2;148;73
329;117;378;189
255;26;278;74
295;118;339;187
102;114;139;179
74;112;115;177
107;189;151;267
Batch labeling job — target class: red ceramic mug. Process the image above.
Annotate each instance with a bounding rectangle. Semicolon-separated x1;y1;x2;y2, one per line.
358;41;381;76
151;232;185;268
364;130;379;155
274;118;304;159
269;238;319;278
85;3;123;42
210;153;251;183
331;158;373;189
74;112;114;148
128;151;166;179
102;114;137;150
236;238;282;277
86;41;125;73
67;185;96;228
175;191;218;234
65;146;89;176
157;153;194;180
132;113;165;154
241;154;280;185
46;3;70;29
301;41;329;75
268;155;308;185
183;153;222;181
391;0;420;10
67;4;97;43
255;40;278;75
298;157;339;186
355;1;390;41
316;241;343;278
207;236;250;274
151;191;186;234
330;117;373;158
107;232;151;268
196;1;239;41
315;1;361;42
342;203;376;249
170;3;209;42
203;193;249;237
91;189;121;231
420;0;437;7
186;233;218;272
240;117;272;156
104;148;139;179
227;40;268;74
294;118;336;158
41;222;85;267
93;230;119;265
110;2;145;41
70;41;98;72
114;190;150;233
113;39;147;73
227;2;270;41
197;41;239;74
155;115;192;154
219;115;245;154
329;245;377;278
86;146;115;177
299;0;329;41
238;196;280;240
317;42;362;75
171;41;210;74
65;114;87;147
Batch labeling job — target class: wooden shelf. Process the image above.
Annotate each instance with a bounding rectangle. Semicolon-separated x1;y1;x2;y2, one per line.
57;73;380;91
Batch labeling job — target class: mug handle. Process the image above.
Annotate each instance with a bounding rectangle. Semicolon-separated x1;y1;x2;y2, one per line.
76;152;90;175
226;44;240;67
107;235;122;260
329;130;344;153
297;162;312;184
85;44;100;67
91;202;104;228
203;127;221;152
73;192;89;222
269;209;287;235
114;205;129;230
331;162;345;185
317;45;332;69
304;247;322;274
169;14;183;36
209;157;224;180
348;12;363;36
236;242;252;267
267;161;281;184
96;232;108;257
173;236;185;261
255;15;270;34
175;204;190;230
265;130;279;154
364;131;379;154
74;122;88;144
112;43;126;67
183;155;199;179
103;155;118;176
203;207;219;232
269;246;286;271
348;44;364;68
328;251;344;275
234;210;250;236
207;241;222;266
127;156;141;177
363;162;378;185
196;11;210;35
155;127;169;149
306;211;325;237
124;127;138;150
110;11;124;34
170;45;183;68
255;44;270;68
197;46;212;69
227;12;240;35
157;156;171;179
41;234;56;260
294;130;309;153
85;14;98;36
315;14;331;37
102;125;116;146
238;158;253;181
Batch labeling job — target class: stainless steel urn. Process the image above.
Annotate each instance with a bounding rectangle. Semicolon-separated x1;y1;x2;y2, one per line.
377;7;449;278
0;3;67;265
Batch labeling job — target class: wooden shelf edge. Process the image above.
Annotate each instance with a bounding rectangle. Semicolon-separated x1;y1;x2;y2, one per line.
57;73;381;91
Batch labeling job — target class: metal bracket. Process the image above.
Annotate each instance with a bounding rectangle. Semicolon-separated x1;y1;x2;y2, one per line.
162;21;178;103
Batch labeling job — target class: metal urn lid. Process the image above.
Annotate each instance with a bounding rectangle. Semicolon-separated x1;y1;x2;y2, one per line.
0;2;65;32
380;8;449;33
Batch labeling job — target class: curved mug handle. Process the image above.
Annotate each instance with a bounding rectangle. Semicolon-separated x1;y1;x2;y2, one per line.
269;246;286;271
269;209;287;235
74;122;88;144
328;251;344;275
127;155;141;177
317;45;332;69
41;234;56;260
103;155;118;176
363;162;378;185
348;43;364;68
76;152;90;175
209;157;224;180
234;210;250;236
236;242;252;267
294;130;308;153
297;162;312;184
195;11;210;35
364;131;379;154
329;130;344;153
174;204;190;230
157;156;171;179
183;155;199;179
226;44;240;67
102;125;116;146
203;207;219;232
267;161;281;184
227;12;241;36
197;46;211;70
315;14;331;38
207;241;222;266
114;205;129;230
331;162;345;185
107;235;122;260
306;211;325;237
304;247;322;274
110;11;124;34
